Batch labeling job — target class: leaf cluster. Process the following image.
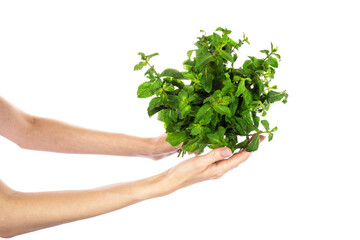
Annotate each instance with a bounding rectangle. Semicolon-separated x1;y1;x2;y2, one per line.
135;27;288;156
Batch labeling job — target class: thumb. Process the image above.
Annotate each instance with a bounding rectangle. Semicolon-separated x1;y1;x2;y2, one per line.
201;147;232;164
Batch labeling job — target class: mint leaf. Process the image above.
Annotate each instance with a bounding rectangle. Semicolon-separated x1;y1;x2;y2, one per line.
195;103;212;122
137;82;153;98
268;132;274;142
267;90;285;103
195;52;214;69
207;133;220;143
213;105;231;116
202;71;214;93
246;133;260;152
261;119;270;131
161;68;185;79
235;78;246;96
134;61;147;71
268;57;278;68
166;131;188;146
147;97;163;116
219;50;234;62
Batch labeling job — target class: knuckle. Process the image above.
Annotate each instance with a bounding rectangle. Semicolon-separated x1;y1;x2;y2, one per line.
211;149;222;162
210;151;218;162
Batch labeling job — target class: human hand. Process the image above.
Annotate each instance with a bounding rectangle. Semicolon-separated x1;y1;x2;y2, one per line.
146;134;182;160
159;135;265;194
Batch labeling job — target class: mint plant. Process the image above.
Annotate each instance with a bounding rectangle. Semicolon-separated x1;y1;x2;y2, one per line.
134;27;288;156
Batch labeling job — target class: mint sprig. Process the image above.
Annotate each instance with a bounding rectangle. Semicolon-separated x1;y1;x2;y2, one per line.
134;27;288;156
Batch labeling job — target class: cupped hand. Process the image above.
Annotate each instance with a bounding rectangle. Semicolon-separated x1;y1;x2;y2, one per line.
160;135;265;194
146;134;182;160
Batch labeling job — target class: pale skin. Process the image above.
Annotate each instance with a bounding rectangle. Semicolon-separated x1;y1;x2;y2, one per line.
0;96;264;238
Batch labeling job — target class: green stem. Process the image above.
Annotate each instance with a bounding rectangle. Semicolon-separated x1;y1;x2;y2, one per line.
146;61;161;78
263;51;274;62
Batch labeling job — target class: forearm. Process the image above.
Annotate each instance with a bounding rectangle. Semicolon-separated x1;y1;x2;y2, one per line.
0;173;169;237
18;116;153;156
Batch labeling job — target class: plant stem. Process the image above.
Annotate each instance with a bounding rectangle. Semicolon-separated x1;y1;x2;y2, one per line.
146;62;161;78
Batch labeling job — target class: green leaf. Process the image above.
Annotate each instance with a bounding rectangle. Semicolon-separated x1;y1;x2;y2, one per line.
147;53;159;59
267;90;285;103
164;85;175;92
166;131;188;146
260;49;269;55
229;99;239;116
268;132;274;142
252;113;260;128
138;52;146;60
183;59;194;67
181;105;191;118
212;32;221;46
243;89;253;105
216;126;226;139
282;92;289;104
254;78;264;98
182;72;196;81
147;97;162;116
268;57;278;68
274;53;281;60
157;109;169;122
235;78;246;96
213;105;231;116
261;119;270;131
183;137;200;153
164;78;185;89
271;126;278;132
187;50;195;58
166;94;179;107
191;124;201;136
161;68;185;79
200;109;213;125
169;109;177;121
202;71;213;93
195;103;212;122
221;80;235;95
195;52;214;69
232;118;247;135
246;133;260;152
191;125;211;138
207;133;220;143
219;50;234;62
152;79;163;91
137;82;153;98
134;61;147;71
235;139;249;149
215;27;225;32
219;96;232;106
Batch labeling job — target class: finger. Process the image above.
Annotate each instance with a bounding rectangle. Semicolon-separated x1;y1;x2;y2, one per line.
215;135;265;171
199;147;232;165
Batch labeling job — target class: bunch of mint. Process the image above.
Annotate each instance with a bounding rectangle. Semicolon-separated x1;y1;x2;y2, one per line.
134;27;288;156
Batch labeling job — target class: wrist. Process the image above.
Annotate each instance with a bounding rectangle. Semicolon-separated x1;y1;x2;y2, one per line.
136;170;174;200
126;136;153;158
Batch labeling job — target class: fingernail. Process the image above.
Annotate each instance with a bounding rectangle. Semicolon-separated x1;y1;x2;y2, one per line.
221;148;232;157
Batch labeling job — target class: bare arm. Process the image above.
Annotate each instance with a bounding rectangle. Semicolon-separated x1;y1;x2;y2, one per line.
0;97;179;159
0;173;167;238
0;141;264;238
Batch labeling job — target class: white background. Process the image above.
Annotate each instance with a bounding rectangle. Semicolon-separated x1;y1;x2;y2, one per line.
1;0;359;239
